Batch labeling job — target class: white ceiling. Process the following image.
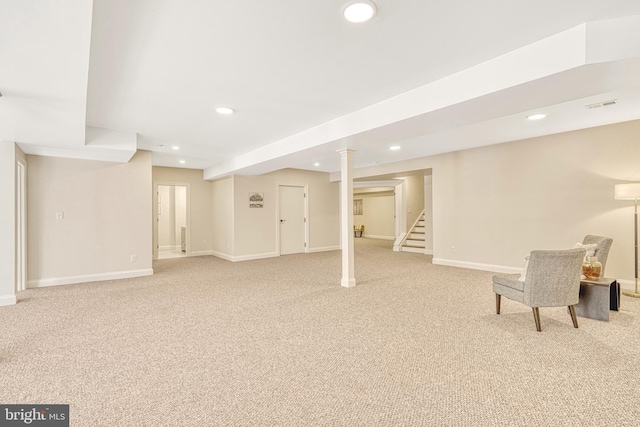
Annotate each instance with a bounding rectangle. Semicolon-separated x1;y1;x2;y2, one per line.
2;1;640;179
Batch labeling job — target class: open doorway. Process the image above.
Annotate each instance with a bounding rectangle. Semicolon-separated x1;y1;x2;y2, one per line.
154;183;189;260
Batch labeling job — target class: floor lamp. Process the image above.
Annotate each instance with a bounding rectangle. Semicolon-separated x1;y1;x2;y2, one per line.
615;183;640;298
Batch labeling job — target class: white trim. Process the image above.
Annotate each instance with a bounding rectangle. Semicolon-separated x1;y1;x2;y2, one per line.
16;157;26;292
432;258;521;274
425;249;434;255
211;250;279;262
0;294;17;306
211;250;234;261
234;252;279;262
27;269;154;288
189;250;214;257
363;234;395;241
309;245;341;253
617;279;639;293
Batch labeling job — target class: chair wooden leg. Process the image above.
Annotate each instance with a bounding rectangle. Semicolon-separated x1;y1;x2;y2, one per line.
568;305;579;328
495;294;501;314
532;307;541;332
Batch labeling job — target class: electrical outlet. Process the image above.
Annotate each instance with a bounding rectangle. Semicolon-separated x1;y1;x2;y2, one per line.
450;246;456;253
56;211;64;220
130;255;137;262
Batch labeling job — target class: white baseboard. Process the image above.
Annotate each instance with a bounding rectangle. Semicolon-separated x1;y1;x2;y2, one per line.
234;252;279;262
617;279;639;293
189;250;214;257
0;294;17;306
432;258;521;275
27;268;154;288
363;234;395;241
211;250;234;261
309;245;341;253
425;249;434;255
211;250;279;262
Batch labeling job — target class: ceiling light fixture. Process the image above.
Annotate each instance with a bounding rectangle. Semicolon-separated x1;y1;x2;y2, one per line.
171;145;180;150
215;106;235;115
389;146;401;150
343;1;377;23
527;113;547;121
314;162;320;167
179;160;186;164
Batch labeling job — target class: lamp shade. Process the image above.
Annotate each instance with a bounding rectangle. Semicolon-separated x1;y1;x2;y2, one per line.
614;183;640;200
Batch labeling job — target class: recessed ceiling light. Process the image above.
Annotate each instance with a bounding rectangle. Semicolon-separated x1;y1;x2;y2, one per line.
171;145;180;150
389;146;401;151
179;160;186;164
343;1;377;23
216;106;235;115
314;162;320;167
527;113;547;121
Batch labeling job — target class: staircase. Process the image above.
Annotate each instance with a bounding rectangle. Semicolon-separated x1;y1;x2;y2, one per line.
401;212;426;253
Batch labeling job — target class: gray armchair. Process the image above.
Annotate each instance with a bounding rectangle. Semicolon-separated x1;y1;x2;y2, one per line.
493;248;586;332
582;235;613;275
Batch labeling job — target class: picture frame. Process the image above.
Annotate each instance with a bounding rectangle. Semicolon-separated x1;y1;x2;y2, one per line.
354;198;363;215
249;192;264;208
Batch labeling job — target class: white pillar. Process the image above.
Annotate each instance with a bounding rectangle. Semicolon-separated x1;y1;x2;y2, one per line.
338;149;356;288
0;141;17;306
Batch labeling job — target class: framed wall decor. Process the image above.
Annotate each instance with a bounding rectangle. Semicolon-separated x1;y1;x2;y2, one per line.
249;192;264;208
354;198;363;215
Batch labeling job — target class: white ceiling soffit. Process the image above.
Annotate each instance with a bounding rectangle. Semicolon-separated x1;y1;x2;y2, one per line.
203;16;640;180
0;0;92;148
0;1;137;162
2;4;640;170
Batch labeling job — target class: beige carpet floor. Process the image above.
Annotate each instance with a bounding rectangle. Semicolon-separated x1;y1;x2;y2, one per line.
1;238;639;426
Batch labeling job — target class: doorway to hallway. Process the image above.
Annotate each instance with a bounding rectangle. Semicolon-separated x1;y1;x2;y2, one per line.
154;183;189;260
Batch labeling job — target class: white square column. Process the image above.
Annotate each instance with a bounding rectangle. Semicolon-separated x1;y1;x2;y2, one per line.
338;149;356;288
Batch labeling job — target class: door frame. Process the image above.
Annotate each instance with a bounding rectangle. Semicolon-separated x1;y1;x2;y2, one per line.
153;181;190;260
276;184;309;256
16;157;27;292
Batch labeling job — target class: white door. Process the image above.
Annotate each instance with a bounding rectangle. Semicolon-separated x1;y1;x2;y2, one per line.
279;186;306;255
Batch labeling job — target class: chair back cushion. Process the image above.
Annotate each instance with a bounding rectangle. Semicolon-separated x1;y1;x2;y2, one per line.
524;248;585;307
582;235;613;275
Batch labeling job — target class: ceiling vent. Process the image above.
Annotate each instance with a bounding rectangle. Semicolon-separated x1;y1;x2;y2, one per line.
585;99;617;109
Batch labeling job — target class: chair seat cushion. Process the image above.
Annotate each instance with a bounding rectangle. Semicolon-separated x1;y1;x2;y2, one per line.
492;274;524;291
492;273;525;304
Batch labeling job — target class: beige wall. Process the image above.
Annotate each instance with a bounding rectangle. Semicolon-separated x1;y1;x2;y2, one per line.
353;119;640;286
353;192;395;239
432;120;640;283
211;176;234;257
403;174;425;227
27;151;153;286
231;169;340;259
0;142;17;304
153;167;213;256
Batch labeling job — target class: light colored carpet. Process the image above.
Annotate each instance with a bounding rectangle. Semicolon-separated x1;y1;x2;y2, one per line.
1;238;639;426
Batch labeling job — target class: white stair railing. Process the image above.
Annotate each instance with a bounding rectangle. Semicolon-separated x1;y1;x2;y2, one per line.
393;210;425;252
